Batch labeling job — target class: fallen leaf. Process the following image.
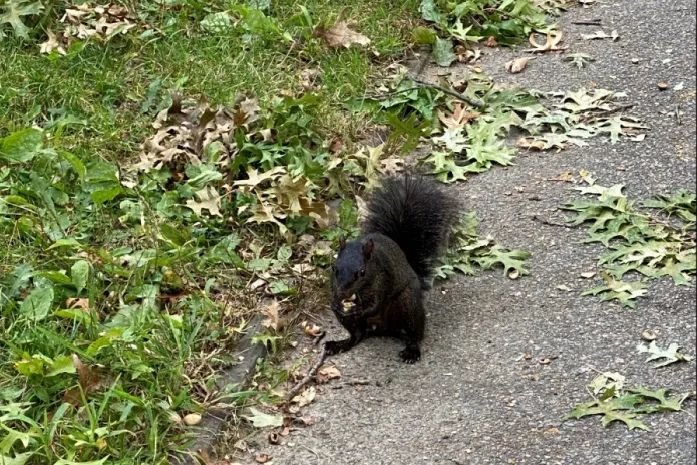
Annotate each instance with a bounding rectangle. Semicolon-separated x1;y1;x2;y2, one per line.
485;36;498;47
255;454;272;463
516;137;546;151
267;431;280;444
244;408;284;428
62;354;103;406
580;271;597;279
317;365;342;383
581;30;619;41
505;57;534;73
291;386;316;408
303;323;323;337
637;341;694;368
261;299;281;331
525;31;567;53
317;21;371;48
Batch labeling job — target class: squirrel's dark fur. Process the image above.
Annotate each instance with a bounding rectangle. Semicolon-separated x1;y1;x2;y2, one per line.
327;174;459;363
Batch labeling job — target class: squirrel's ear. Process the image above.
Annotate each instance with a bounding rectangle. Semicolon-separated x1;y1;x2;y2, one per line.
339;235;346;251
362;238;374;260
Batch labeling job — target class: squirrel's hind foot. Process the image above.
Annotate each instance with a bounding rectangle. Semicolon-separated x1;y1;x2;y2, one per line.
399;343;421;364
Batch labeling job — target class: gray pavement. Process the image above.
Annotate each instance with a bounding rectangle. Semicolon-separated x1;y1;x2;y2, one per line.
257;1;697;464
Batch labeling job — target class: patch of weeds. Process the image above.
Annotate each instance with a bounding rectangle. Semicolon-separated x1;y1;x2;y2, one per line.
435;212;531;280
562;179;696;308
416;0;559;66
565;371;694;431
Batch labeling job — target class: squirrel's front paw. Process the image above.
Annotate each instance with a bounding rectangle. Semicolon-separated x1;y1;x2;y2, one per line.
399;345;421;364
325;339;348;356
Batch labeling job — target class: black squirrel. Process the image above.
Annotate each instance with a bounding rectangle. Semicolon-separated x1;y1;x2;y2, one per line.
326;174;459;363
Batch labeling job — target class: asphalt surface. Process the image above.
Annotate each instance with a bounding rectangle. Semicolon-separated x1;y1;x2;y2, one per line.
245;1;697;464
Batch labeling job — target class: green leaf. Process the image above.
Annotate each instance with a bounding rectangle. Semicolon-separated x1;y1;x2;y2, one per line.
636;341;694;368
0;0;43;40
629;387;694;413
581;276;646;308
565;394;649;431
411;26;437;45
71;260;90;295
19;287;54;321
243;407;283;428
433;37;455;67
45;355;76;377
0;427;34;454
419;0;442;23
0;452;33;465
0;128;43;163
54;459;108;465
475;246;531;278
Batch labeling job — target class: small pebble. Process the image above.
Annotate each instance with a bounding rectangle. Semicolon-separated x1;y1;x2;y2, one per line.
657;82;669;90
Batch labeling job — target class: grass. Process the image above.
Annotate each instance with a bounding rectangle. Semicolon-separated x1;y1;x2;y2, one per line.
0;0;557;463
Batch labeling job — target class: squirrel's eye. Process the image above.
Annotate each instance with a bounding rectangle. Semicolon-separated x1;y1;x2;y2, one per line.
359;268;366;277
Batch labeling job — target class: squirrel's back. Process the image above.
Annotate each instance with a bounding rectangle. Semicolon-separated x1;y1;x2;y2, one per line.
362;174;458;281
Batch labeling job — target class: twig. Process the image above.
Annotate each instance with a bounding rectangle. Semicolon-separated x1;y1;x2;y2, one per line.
284;345;327;403
571;19;602;26
675;104;682;125
409;76;485;108
532;214;575;229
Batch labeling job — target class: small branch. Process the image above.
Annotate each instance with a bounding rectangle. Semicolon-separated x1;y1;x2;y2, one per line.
409;76;486;108
571;19;602;26
675;104;682;125
284;345;327;403
532;214;575;229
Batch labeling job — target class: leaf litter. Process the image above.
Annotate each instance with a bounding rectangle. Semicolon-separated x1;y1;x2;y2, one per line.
566;371;694;431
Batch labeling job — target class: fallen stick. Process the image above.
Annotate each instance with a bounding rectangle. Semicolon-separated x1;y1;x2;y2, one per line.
572;19;603;26
284;344;328;403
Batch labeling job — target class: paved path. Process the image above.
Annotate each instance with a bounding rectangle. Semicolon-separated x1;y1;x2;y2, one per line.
263;1;696;464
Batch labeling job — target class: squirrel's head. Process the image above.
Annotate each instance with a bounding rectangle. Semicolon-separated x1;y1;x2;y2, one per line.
331;237;374;299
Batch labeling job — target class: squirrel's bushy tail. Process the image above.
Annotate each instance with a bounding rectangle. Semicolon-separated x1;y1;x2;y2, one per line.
362;174;459;280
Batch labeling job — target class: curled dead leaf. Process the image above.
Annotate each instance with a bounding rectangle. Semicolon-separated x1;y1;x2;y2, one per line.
525;31;567;53
317;365;342;383
516;137;546;151
316;21;371;48
505;57;534;74
261;300;281;331
291;386;316;408
303;323;324;338
255;454;272;463
485;36;498;47
267;431;280;444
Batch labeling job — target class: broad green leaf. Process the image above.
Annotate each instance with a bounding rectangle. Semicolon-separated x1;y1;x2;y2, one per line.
636;341;694;368
243;407;283;428
433;37;455;67
0;128;42;163
46;355;76;377
0;452;33;465
54;459;108;465
71;260;90;295
0;0;42;39
19;287;54;321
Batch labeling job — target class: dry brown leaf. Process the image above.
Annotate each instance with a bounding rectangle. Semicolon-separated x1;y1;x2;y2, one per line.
516;137;546;151
303;323;323;338
65;297;90;311
485;36;498;47
505;57;534;74
317;365;342;383
39;30;66;55
261;300;281;331
581;29;619;41
317;21;371;48
186;186;223;217
291;386;316;408
437;102;480;129
255;454;272;463
525;31;567;53
62;354;103;406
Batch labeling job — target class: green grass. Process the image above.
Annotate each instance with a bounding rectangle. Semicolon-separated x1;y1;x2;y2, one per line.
0;0;556;463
